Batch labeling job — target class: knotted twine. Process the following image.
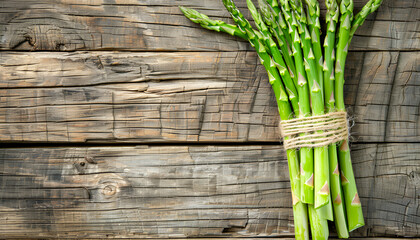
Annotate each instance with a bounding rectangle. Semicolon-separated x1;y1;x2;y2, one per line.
279;111;349;150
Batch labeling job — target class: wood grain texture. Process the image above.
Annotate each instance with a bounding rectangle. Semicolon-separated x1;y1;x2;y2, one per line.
0;0;418;239
0;0;418;51
0;144;418;238
0;51;418;143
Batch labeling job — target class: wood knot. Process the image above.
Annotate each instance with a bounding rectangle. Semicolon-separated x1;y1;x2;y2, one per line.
97;181;122;199
101;185;117;196
73;156;96;174
73;159;88;174
5;9;93;50
95;176;130;200
14;25;66;50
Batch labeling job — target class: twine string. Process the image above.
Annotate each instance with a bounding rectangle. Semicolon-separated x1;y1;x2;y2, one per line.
279;111;349;150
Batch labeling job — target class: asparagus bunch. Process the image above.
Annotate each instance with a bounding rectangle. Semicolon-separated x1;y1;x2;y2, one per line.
180;0;382;239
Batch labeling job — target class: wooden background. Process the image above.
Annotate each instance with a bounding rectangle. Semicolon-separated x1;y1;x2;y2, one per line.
0;0;419;239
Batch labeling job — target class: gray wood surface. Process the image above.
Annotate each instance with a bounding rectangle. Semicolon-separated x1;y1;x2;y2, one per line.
0;0;418;238
0;0;418;51
0;144;418;238
0;51;418;143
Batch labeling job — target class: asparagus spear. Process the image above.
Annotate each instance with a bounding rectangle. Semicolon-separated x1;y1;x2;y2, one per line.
250;28;308;240
335;0;383;231
323;0;349;237
308;204;329;240
335;0;366;232
349;0;383;40
179;7;248;40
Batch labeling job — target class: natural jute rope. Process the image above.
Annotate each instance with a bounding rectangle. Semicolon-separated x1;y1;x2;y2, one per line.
279;111;349;150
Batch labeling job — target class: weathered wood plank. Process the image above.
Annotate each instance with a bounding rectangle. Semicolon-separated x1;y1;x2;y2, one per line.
0;144;418;238
0;0;418;51
351;51;420;142
0;51;418;143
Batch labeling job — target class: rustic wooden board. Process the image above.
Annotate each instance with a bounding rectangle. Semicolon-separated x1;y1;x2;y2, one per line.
0;144;418;238
0;0;418;51
0;51;418;143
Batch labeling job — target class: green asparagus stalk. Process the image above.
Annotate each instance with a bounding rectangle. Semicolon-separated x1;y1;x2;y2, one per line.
329;143;349;237
323;0;349;237
335;0;352;112
323;0;338;113
179;7;248;40
335;0;365;232
350;0;383;40
314;147;334;223
308;204;329;240
251;29;308;240
335;0;382;233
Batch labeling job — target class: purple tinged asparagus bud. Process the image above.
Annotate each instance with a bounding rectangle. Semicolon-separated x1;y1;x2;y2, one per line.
311;80;321;93
294;31;300;43
330;70;335;80
343;43;349;53
267;69;276;84
298;73;307;86
304;58;310;71
323;60;329;71
292;192;300;205
286;87;297;100
333;165;339;175
275;61;288;75
288;66;295;78
319;181;330;195
334;194;343;204
329;92;336;104
335;60;342;73
308;49;315;60
341;171;350;185
304;27;311;40
352;193;361;206
279;86;289;102
311;28;318;43
305;174;314;187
